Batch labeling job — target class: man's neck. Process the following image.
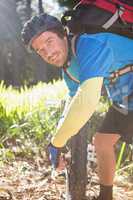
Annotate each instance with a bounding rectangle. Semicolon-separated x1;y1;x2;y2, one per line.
63;34;77;68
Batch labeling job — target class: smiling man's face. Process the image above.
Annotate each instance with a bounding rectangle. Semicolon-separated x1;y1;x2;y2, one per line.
31;31;68;67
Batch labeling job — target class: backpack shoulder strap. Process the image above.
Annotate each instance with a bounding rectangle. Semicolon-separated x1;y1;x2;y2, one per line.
71;34;81;56
109;63;133;84
63;67;80;84
63;34;81;84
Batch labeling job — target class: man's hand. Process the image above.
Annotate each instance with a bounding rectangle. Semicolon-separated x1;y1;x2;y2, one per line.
47;143;67;170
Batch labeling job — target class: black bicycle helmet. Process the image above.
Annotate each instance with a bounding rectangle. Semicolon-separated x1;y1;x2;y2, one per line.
21;13;64;48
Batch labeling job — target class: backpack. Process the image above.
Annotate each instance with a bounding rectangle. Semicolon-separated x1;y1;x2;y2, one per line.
61;1;133;99
61;0;133;38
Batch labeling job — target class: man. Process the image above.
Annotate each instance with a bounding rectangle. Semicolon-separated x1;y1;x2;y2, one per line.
21;13;133;200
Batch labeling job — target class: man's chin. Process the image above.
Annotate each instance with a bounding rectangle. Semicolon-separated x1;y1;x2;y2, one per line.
54;61;65;68
51;57;66;67
53;63;62;68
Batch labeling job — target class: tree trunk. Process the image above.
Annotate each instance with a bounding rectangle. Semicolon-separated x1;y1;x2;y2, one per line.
66;123;89;200
26;0;32;20
0;0;26;85
38;0;44;14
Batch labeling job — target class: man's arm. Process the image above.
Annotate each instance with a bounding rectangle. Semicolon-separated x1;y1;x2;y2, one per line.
51;77;103;147
56;96;72;129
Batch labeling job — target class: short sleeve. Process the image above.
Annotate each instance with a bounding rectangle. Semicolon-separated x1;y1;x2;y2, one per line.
62;71;79;97
76;35;114;84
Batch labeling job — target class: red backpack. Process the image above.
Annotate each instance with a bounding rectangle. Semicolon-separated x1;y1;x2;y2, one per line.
61;0;133;38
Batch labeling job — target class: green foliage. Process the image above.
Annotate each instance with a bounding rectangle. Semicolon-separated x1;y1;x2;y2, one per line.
0;80;68;161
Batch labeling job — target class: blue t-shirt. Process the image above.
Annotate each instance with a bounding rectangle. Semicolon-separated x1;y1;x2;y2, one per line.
62;33;133;110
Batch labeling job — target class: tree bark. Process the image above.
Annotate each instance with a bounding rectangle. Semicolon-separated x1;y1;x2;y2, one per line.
66;123;89;200
26;0;32;20
38;0;44;14
0;0;26;85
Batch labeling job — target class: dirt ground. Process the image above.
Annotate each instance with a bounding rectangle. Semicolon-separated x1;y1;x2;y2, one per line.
0;156;132;200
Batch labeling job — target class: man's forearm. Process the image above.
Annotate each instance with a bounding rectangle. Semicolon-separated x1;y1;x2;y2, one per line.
56;96;72;129
51;77;103;148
